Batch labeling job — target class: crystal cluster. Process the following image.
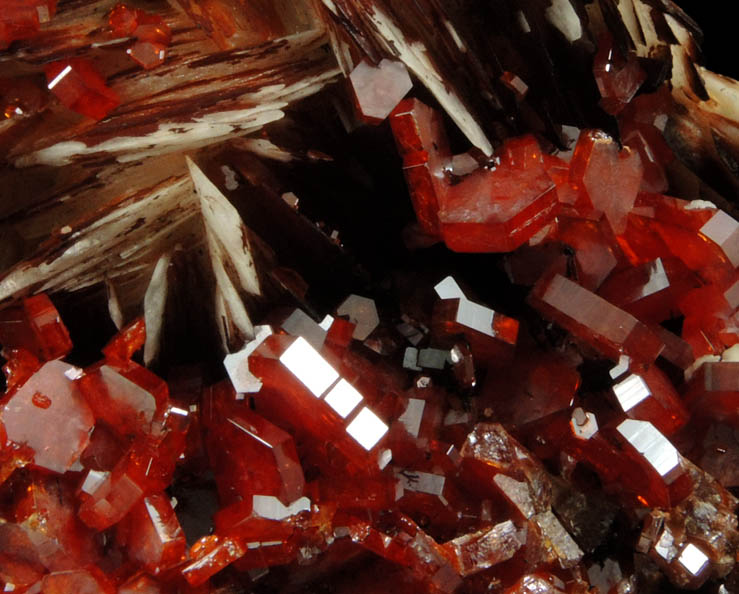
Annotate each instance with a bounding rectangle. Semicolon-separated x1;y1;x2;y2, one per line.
109;4;172;70
1;0;739;593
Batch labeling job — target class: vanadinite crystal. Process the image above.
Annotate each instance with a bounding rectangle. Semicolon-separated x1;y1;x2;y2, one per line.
2;0;739;592
44;58;119;120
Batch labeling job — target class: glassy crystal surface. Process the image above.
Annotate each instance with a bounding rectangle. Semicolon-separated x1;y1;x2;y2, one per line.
44;59;119;120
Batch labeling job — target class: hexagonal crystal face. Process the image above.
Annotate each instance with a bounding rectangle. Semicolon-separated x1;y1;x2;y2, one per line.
570;408;598;440
349;58;413;121
336;294;379;341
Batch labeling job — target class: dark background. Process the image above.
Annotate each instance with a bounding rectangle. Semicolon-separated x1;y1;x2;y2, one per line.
673;1;738;79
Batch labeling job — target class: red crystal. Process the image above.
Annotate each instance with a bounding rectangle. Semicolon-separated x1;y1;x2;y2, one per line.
108;5;171;69
182;535;246;586
685;361;739;427
0;1;56;49
390;99;559;251
569;130;643;234
44;59;119;120
127;41;168;70
610;364;689;435
117;492;186;573
101;317;146;362
432;297;519;366
202;382;305;506
108;3;138;36
553;215;621;290
593;33;646;115
0;294;72;361
135;11;171;47
248;334;390;471
598;257;700;323
78;358;169;438
529;273;664;364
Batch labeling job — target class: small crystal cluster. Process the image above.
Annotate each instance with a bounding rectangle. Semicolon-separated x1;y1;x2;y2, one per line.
109;4;172;70
5;3;172;123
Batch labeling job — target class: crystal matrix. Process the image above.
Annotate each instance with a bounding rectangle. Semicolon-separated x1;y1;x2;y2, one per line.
1;0;739;592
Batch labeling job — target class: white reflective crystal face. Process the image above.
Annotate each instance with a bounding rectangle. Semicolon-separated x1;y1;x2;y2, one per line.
493;474;535;518
252;495;311;521
677;543;709;576
318;314;334;331
81;469;110;495
444;409;470;426
324;379;363;419
451;153;479;177
279;336;339;397
455;299;496;337
397;321;424;346
349;58;413;120
377;448;393;470
47;65;72;89
613;374;651;412
64;365;84;381
434;276;466;300
398;398;425;437
346;407;388;450
617;419;680;482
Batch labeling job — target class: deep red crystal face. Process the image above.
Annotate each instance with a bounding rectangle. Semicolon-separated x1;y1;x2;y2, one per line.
0;1;57;48
109;3;138;36
390;100;560;251
44;59;119;120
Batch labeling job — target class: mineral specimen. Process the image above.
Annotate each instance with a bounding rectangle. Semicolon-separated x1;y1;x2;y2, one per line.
1;0;739;592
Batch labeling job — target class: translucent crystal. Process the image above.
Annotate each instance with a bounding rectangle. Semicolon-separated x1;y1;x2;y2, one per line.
350;59;413;123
